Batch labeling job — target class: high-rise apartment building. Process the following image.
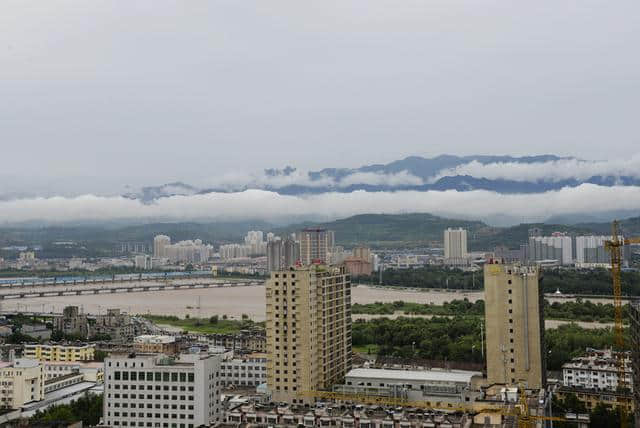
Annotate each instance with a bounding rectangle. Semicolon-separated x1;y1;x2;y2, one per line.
444;228;468;260
528;235;572;265
575;235;630;267
299;229;333;265
153;235;171;258
266;265;352;403
283;238;300;268
103;353;222;428
267;239;283;272
484;262;545;389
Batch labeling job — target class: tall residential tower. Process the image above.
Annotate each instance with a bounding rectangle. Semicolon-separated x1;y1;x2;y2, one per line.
484;261;545;389
266;265;352;403
444;228;468;260
299;229;333;265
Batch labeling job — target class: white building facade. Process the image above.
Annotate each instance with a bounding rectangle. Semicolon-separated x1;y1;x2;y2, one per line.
444;228;468;264
562;349;632;392
103;353;222;428
219;353;267;387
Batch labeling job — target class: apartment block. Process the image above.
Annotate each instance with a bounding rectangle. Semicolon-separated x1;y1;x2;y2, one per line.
562;348;632;392
23;343;95;362
220;352;267;387
484;262;545;389
0;359;44;409
103;353;222;428
134;335;180;356
444;228;468;260
266;265;352;403
298;229;333;265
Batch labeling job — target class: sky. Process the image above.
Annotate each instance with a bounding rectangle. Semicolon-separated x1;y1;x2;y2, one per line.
2;0;640;197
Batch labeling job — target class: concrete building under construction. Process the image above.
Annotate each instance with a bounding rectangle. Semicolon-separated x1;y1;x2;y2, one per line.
484;261;546;390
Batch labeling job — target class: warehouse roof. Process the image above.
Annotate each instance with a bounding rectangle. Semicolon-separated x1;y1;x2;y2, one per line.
345;368;482;384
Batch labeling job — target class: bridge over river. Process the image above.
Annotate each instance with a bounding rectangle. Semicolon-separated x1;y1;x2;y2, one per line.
0;278;264;300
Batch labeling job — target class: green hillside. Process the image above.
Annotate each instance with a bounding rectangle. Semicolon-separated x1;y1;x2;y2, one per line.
276;214;638;250
274;213;489;248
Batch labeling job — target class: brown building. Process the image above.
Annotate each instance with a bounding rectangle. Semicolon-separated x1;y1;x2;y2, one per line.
484;262;545;389
133;335;180;355
266;265;352;403
209;332;266;352
343;257;372;276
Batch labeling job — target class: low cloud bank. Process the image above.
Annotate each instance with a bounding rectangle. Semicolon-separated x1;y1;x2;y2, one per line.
1;184;638;226
430;155;640;183
203;169;424;190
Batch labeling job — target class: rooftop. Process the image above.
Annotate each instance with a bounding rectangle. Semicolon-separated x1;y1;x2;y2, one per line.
134;335;176;344
346;368;482;384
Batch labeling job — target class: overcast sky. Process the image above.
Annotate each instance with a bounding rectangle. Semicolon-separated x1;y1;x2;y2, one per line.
2;1;640;195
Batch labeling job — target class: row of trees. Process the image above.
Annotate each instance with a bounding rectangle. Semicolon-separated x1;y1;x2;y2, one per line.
28;393;102;425
352;317;624;370
352;298;623;323
355;266;640;295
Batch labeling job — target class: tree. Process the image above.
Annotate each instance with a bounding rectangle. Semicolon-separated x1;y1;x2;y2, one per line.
209;315;219;324
30;393;102;425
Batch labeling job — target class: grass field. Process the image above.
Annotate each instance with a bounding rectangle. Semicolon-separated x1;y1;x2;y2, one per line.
145;315;264;334
352;344;380;355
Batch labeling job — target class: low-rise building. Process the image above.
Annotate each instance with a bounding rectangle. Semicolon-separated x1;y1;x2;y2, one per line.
208;332;266;352
562;348;632;392
20;323;51;341
103;352;223;427
339;368;484;405
44;361;104;383
24;343;96;362
556;386;634;414
0;359;44;409
134;335;180;355
220;353;267;388
225;402;473;428
54;306;136;342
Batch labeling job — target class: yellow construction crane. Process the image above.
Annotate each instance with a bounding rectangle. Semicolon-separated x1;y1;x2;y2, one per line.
299;388;570;427
605;220;640;428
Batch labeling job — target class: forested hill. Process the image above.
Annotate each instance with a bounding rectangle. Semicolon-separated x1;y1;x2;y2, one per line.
275;213;640;249
275;213;487;248
1;214;638;258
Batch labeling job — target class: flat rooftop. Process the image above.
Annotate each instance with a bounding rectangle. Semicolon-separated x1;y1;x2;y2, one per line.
346;368;482;384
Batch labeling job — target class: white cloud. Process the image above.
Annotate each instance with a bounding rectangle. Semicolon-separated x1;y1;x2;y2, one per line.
1;184;638;226
337;171;424;188
429;155;640;183
203;169;423;191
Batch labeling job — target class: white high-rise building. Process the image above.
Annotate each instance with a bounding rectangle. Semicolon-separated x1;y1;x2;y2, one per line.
575;235;628;267
299;228;333;265
444;228;468;260
163;239;213;263
103;353;222;428
528;235;573;265
153;235;171;258
267;239;283;272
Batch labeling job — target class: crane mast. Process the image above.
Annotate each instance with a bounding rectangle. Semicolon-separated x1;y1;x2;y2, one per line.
605;220;640;428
